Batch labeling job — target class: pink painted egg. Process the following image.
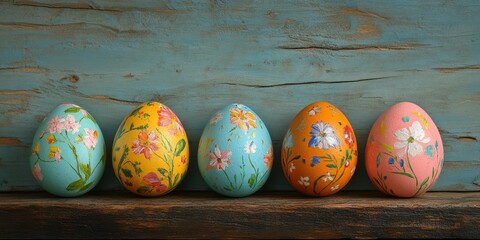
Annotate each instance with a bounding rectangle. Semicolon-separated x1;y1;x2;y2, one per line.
365;102;444;197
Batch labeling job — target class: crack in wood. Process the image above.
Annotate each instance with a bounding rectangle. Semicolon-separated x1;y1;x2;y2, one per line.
0;137;22;146
0;22;149;35
222;76;396;88
433;64;480;73
0;67;49;73
12;0;178;13
278;43;425;51
457;136;478;142
86;95;143;105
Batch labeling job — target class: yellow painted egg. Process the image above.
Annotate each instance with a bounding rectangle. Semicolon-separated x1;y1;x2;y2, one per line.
281;102;358;196
112;101;189;197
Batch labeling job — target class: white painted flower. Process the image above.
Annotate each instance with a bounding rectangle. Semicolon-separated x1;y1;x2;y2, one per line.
209;111;222;125
244;140;256;154
323;172;333;182
298;176;310;187
331;184;340;191
394;121;430;157
289;163;296;173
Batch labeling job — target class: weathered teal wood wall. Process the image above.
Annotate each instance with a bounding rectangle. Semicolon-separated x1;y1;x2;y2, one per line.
0;0;479;192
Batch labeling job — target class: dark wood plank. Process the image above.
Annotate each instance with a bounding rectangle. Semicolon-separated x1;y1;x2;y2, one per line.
0;191;478;239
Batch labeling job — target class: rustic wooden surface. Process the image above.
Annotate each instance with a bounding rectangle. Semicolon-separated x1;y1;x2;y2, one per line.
0;191;478;239
0;0;479;192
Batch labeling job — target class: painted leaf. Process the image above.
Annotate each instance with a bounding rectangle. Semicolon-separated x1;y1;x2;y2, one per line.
376;153;381;167
174;139;186;157
248;174;256;188
419;176;430;191
64;107;81;113
86;114;97;124
173;173;180;186
326;164;336;169
391;171;414;178
80;163;91;179
223;186;232;192
157;168;168;176
79;182;93;191
381;143;393;153
66;179;85;191
136;186;151;194
122;168;133;178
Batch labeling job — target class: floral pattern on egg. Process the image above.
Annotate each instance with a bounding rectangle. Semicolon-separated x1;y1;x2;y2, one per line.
281;102;358;197
30;103;105;197
198;103;273;197
365;102;444;197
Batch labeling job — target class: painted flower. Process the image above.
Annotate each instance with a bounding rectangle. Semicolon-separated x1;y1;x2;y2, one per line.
48;146;61;161
46;134;56;144
244;140;256;154
331;184;340;191
39;131;45;139
142;172;168;193
181;155;187;165
283;129;293;148
350;166;356;175
345;160;350;168
132;130;159;160
343;125;355;148
63;115;80;134
32;163;43;182
229;108;257;134
32;142;40;155
80;109;88;117
425;145;434;158
388;158;395;164
323;172;333;182
209;111;222;125
158;106;184;135
394;121;430;157
209;145;232;171
298;176;310;187
399;159;405;167
289;162;296;173
83;128;99;150
311;156;320;166
263;147;273;167
308;106;320;116
47;116;65;133
308;121;340;150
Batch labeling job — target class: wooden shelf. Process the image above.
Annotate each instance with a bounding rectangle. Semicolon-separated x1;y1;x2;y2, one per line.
1;191;479;239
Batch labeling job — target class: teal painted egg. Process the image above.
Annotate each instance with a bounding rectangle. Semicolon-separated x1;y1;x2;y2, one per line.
29;103;106;197
198;103;273;197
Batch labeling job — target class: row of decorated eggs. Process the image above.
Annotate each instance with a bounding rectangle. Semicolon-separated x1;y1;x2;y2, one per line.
30;101;444;198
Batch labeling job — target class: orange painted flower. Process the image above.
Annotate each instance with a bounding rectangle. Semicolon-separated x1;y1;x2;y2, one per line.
32;142;40;155
229;108;257;134
343;125;355;148
132;130;159;160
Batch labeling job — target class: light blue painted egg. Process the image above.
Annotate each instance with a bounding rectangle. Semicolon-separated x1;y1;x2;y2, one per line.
29;103;106;197
198;103;273;197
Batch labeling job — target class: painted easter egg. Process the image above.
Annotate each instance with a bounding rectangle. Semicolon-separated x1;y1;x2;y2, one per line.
112;101;189;197
281;102;358;197
29;103;106;197
365;102;444;197
198;103;273;197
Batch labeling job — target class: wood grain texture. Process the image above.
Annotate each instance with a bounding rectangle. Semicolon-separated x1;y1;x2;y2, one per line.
0;0;479;191
0;191;478;239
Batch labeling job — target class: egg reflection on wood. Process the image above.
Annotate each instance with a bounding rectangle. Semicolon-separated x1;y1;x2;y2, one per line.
281;102;358;197
30;103;106;197
365;102;444;197
198;103;273;197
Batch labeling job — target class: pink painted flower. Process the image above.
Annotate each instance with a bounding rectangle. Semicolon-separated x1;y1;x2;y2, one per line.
229;108;257;134
83;128;98;150
132;130;159;160
344;125;355;149
158;106;184;135
80;109;88;117
209;145;232;171
263;146;273;168
48;146;62;161
181;155;187;165
142;172;168;193
64;115;80;134
47;116;65;133
32;163;43;182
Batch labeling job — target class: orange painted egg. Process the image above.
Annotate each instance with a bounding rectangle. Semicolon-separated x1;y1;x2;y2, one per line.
281;102;358;196
112;102;189;197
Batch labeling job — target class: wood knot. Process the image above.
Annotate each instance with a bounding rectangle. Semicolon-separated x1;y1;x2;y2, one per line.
61;74;79;83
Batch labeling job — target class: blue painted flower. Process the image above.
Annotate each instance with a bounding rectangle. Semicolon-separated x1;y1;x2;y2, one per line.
308;121;339;150
388;158;395;164
399;159;404;168
425;145;433;158
283;129;294;148
402;116;410;122
311;156;320;166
